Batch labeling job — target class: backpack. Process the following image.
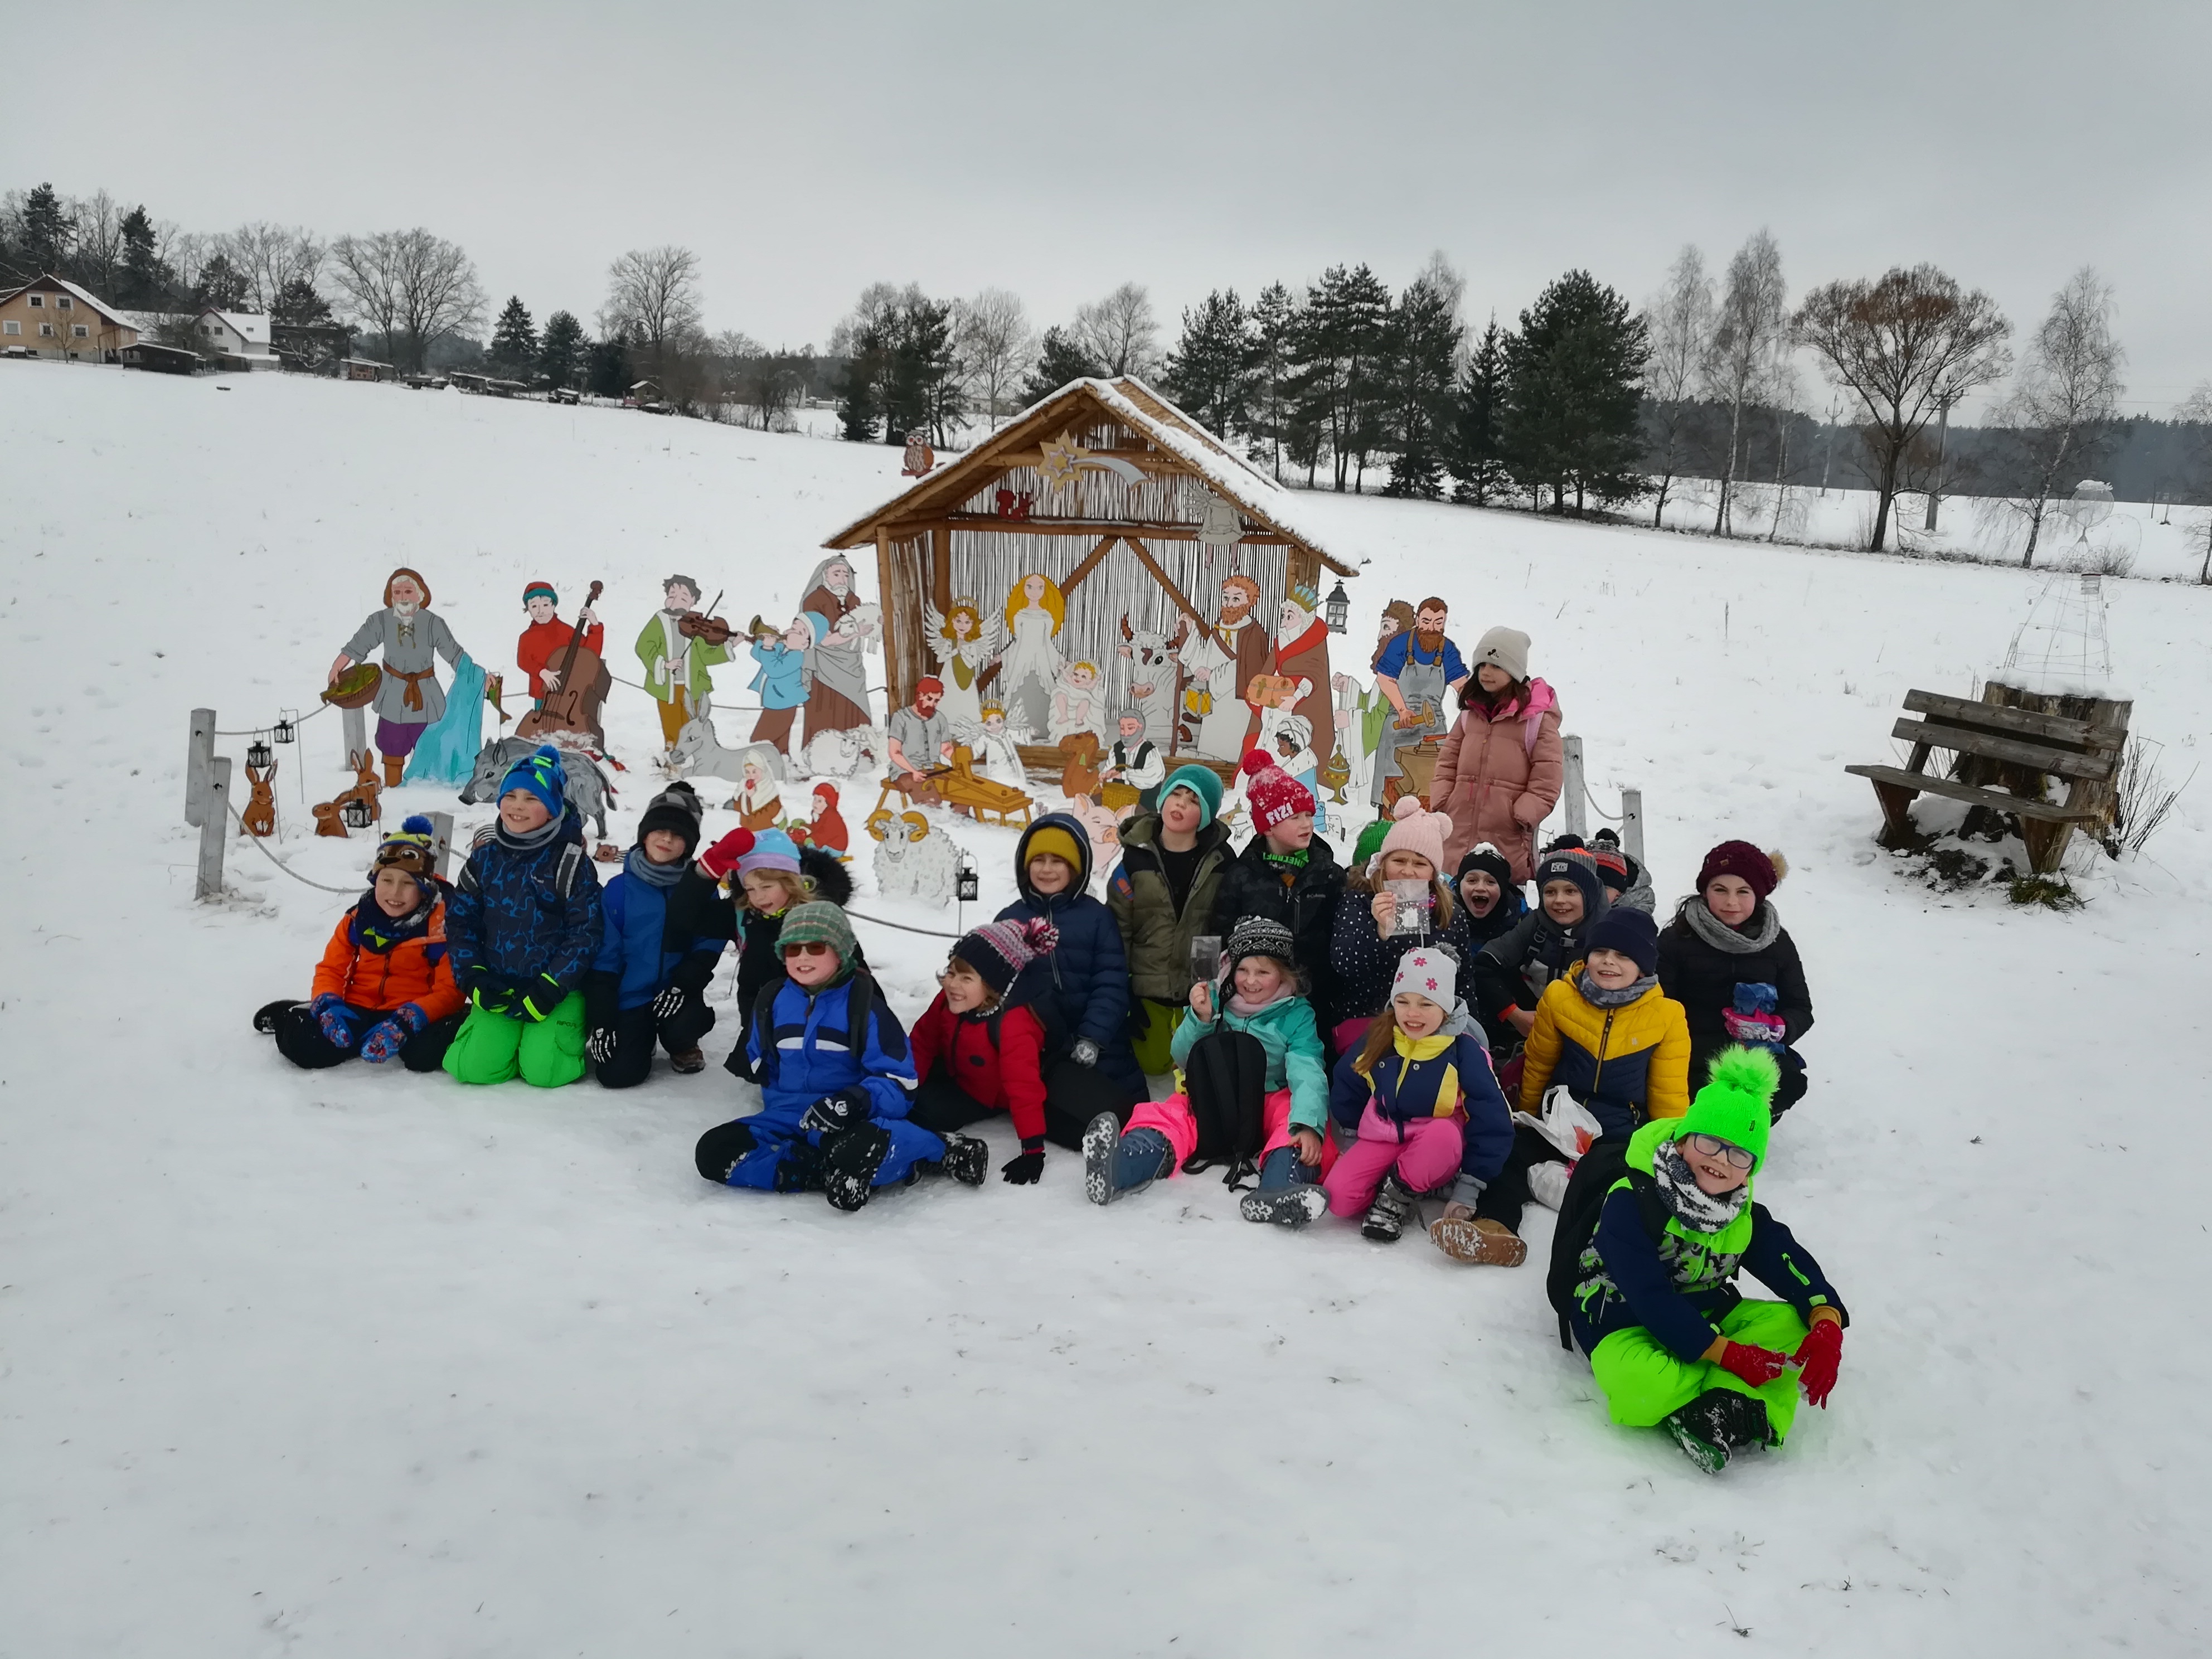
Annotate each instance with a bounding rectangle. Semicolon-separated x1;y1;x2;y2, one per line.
1544;1138;1668;1350
1177;1027;1270;1186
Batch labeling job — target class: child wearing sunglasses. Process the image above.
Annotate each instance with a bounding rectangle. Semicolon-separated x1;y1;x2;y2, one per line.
692;902;974;1210
1565;1046;1847;1473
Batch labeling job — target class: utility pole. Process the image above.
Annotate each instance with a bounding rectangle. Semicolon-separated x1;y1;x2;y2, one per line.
1923;391;1956;531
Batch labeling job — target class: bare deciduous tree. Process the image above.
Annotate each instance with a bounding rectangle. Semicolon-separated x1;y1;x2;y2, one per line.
69;190;125;298
1641;244;1713;527
1703;229;1789;535
1795;264;2011;551
220;222;326;313
602;246;703;362
954;288;1035;429
1993;267;2127;568
2177;382;2212;583
328;229;483;372
1074;281;1159;377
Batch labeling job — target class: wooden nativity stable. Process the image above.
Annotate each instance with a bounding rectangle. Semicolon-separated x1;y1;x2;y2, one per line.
823;376;1363;774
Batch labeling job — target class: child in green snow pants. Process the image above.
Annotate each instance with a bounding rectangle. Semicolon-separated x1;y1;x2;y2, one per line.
1131;1000;1183;1076
442;992;588;1087
1590;1299;1810;1442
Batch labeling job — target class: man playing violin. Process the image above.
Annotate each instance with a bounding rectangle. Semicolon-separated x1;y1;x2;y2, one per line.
517;581;603;705
635;574;729;754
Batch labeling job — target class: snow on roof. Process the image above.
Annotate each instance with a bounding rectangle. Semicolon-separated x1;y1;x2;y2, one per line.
198;310;272;347
1;273;138;329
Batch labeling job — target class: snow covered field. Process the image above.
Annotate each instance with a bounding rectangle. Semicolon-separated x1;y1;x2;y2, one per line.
3;364;2208;1656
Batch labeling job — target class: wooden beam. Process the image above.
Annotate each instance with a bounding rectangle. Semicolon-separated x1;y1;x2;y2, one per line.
984;448;1199;476
932;516;1294;544
1059;533;1123;599
875;527;904;712
1889;717;2114;782
1901;687;2123;751
1120;536;1208;630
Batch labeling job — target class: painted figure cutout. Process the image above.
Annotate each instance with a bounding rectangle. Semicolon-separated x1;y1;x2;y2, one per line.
329;566;465;789
996;572;1065;740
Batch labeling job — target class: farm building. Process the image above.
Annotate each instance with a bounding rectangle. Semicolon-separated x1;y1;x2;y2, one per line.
119;341;201;375
191;309;277;370
0;274;140;361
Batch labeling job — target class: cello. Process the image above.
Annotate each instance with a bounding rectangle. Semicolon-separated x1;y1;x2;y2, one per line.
515;580;609;746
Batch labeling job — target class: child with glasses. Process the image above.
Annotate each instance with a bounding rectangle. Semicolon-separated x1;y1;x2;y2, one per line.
692;902;974;1210
697;825;857;1081
1566;1046;1848;1474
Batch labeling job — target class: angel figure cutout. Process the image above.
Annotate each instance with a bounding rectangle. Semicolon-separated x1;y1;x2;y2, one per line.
956;703;1030;793
921;596;1006;734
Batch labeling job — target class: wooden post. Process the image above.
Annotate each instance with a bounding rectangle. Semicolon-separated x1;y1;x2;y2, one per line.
342;704;368;772
196;756;231;901
427;811;455;880
1561;734;1586;840
1621;788;1644;864
186;707;214;826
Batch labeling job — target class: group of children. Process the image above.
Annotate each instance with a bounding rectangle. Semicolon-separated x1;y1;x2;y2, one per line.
254;724;1842;1476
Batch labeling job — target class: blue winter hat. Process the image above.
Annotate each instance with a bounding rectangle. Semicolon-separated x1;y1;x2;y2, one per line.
1585;905;1660;976
738;827;802;875
498;744;567;820
1157;763;1224;828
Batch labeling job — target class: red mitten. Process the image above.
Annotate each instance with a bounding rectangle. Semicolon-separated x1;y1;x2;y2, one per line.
1794;1318;1844;1408
1714;1341;1789;1389
700;828;754;882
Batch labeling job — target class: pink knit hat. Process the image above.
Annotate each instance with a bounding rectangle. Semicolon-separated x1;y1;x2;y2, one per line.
1376;794;1453;876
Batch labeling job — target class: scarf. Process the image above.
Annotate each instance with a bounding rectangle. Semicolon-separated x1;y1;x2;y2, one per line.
352;890;431;953
625;847;687;889
1226;981;1297;1020
1262;846;1311;874
1677;894;1782;956
1651;1139;1750;1234
1574;967;1658;1008
496;813;566;855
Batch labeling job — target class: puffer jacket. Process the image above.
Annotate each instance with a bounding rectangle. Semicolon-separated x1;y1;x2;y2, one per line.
1325;876;1477;1028
1655;898;1813;1088
1170;991;1330;1132
1326;1027;1514;1186
1209;833;1345;1016
1520;968;1691;1139
744;969;915;1125
729;846;856;1074
447;807;603;1005
1432;679;1564;882
910;995;1050;1144
584;859;727;1023
310;892;464;1021
998;813;1140;1091
1106;812;1234;1003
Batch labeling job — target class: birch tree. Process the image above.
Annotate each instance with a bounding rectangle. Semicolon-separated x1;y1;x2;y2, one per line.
1993;267;2127;568
1702;229;1788;535
1641;244;1714;527
953;287;1034;428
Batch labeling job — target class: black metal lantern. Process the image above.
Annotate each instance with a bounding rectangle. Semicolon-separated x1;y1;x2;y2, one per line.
955;857;979;904
341;796;375;830
273;711;297;744
1324;581;1350;635
247;734;274;770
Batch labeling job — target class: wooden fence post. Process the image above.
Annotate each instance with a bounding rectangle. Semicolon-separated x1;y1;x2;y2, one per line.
1621;788;1645;864
196;756;231;901
1561;734;1586;840
186;707;215;827
342;705;368;772
428;811;455;880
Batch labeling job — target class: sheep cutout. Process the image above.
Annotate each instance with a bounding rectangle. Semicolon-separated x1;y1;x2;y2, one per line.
803;723;890;780
866;807;963;903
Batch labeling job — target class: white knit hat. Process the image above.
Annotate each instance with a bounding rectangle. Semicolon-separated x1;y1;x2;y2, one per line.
1390;944;1458;1010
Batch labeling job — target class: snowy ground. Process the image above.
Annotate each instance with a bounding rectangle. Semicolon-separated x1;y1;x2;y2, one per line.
3;363;2209;1656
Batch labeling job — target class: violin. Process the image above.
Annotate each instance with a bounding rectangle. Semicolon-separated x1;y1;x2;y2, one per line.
676;588;734;647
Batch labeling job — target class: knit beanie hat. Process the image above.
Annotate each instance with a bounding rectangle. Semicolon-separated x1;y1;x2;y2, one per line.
1696;840;1785;900
1224;914;1298;981
497;744;567;821
637;783;704;856
740;827;803;876
1456;842;1514;891
372;813;439;879
522;580;557;607
1587;846;1630;889
1585;905;1660;976
778;900;856;968
1157;763;1224;828
1470;625;1531;683
1240;748;1315;834
1390;940;1460;1010
1534;851;1607;922
953;916;1061;995
1667;1046;1780;1173
1377;794;1453;876
1353;814;1393;870
1025;824;1086;871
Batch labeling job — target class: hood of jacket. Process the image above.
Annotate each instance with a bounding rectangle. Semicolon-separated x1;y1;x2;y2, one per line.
1013;811;1095;910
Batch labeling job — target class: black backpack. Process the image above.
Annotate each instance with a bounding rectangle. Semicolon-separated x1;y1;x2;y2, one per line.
1544;1138;1668;1350
1177;1027;1270;1186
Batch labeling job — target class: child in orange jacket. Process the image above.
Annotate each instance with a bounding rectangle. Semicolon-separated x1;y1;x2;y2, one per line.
253;816;467;1071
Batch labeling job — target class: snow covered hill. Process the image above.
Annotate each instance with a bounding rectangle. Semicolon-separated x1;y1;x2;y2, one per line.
2;365;2208;1656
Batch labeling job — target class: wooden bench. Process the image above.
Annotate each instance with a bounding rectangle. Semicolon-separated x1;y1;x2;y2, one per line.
1845;687;2128;874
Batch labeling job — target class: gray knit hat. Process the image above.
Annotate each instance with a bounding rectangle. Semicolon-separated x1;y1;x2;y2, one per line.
778;900;856;968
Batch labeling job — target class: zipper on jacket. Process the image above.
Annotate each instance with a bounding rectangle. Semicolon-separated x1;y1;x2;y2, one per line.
1588;1007;1616;1102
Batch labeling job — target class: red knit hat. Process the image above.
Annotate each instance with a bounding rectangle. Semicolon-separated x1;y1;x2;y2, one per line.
1696;840;1782;899
1240;748;1315;833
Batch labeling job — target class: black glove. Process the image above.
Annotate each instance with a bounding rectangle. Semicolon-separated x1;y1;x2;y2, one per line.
517;973;567;1022
585;1027;618;1064
652;982;691;1020
1000;1146;1045;1185
467;971;516;1015
1070;1038;1100;1069
799;1086;871;1136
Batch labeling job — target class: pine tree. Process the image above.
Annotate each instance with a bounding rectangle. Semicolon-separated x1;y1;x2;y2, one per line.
488;296;538;377
115;205;170;307
1382;267;1464;499
1295;264;1394;492
586;332;630;399
22;183;70;274
1017;324;1104;405
1500;270;1650;515
271;275;334;327
1162;289;1257;437
539;311;585;389
1248;282;1299;480
882;294;963;445
193;253;248;311
1448;318;1512;506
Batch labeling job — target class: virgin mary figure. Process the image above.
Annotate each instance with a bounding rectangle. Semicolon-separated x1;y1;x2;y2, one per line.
995;572;1065;740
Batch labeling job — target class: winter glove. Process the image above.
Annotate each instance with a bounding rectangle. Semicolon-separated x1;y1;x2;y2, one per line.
357;1003;428;1065
1713;1340;1791;1389
1722;1007;1787;1045
1794;1315;1845;1409
585;1026;618;1065
652;982;691;1021
467;971;516;1015
1000;1146;1045;1185
311;993;351;1049
517;973;566;1022
799;1086;872;1136
1070;1038;1100;1069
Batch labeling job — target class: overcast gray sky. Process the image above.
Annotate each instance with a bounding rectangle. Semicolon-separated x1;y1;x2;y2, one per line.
12;1;2208;415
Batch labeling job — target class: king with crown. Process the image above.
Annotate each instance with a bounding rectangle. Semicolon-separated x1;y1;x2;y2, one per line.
1257;580;1334;752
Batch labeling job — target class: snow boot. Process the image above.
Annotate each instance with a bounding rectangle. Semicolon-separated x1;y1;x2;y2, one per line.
935;1132;989;1187
668;1046;706;1075
253;998;301;1036
821;1124;893;1212
382;754;405;789
1361;1176;1415;1243
1428;1214;1527;1265
1239;1185;1328;1228
1665;1389;1772;1474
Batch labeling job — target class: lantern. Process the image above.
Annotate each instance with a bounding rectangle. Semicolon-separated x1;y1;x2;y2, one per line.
272;713;296;745
246;734;274;770
1324;581;1350;635
341;796;375;830
955;857;979;904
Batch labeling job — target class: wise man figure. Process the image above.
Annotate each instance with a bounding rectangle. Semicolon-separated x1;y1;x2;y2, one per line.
1261;584;1333;752
636;574;729;755
329;566;465;788
1176;573;1270;760
797;555;871;736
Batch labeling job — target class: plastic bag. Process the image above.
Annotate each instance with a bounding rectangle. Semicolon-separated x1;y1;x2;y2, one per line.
1511;1084;1604;1162
404;650;487;786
